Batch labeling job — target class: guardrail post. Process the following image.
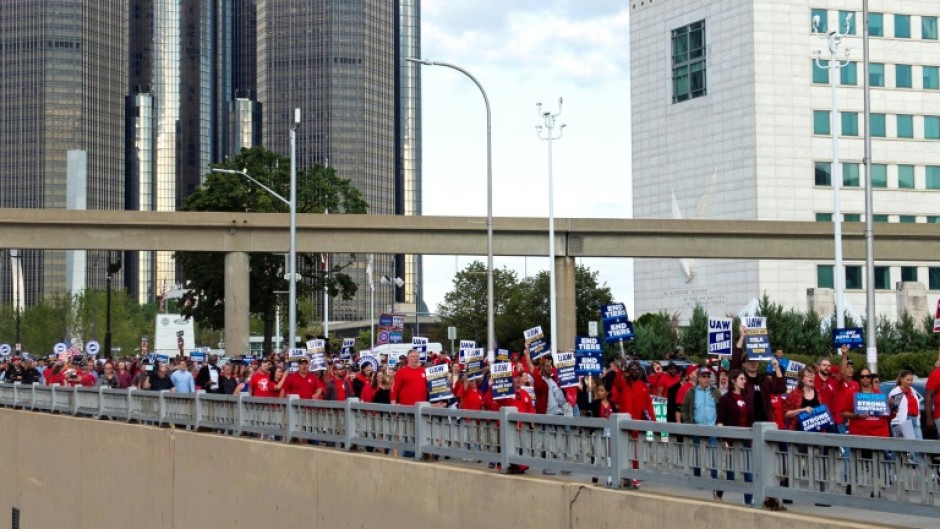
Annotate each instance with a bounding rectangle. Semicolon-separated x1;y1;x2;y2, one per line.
194;391;203;430
344;398;359;451
71;386;79;416
96;386;105;419
50;384;57;413
414;402;430;460
498;406;517;472
607;413;624;487
159;390;167;426
126;388;134;422
12;382;20;408
751;422;776;507
30;383;38;410
285;395;297;443
236;392;245;436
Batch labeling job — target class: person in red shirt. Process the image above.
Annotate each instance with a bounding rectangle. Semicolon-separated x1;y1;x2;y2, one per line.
353;362;374;400
671;366;696;422
924;352;940;438
611;360;655;488
654;362;681;397
279;359;324;399
45;363;67;386
325;362;353;401
391;349;427;405
249;359;277;397
840;366;889;438
647;361;664;393
814;356;838;413
456;375;484;411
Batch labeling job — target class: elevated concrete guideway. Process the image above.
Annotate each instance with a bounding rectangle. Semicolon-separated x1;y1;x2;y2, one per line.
1;208;938;260
2;208;938;354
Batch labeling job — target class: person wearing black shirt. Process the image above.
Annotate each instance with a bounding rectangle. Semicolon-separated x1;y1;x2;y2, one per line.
144;363;175;391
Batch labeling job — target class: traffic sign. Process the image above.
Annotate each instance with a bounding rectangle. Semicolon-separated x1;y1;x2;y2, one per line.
85;340;101;356
177;336;184;349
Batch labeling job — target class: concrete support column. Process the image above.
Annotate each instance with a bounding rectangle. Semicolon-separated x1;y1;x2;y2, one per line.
556;256;577;352
225;251;250;356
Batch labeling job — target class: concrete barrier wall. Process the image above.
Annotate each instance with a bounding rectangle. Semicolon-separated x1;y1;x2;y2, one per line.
0;409;883;529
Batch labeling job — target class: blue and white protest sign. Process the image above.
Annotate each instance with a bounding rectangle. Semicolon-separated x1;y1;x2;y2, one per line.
85;340;101;356
784;360;805;393
412;337;429;363
490;362;514;400
555;352;578;388
340;338;356;360
496;348;510;362
0;344;10;356
797;405;835;432
601;303;634;343
425;364;453;402
707;318;733;356
742;317;772;361
53;342;67;355
190;351;207;363
465;348;485;380
832;327;864;349
458;340;475;363
575;336;603;376
524;326;549;360
309;353;327;372
358;353;379;373
289;348;307;362
156;354;170;365
306;339;325;355
854;392;889;416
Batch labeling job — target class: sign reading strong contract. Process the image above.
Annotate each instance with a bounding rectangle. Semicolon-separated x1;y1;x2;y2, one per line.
601;303;634;343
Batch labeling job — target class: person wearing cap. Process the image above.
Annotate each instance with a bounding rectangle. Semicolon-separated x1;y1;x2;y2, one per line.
280;358;323;399
681;367;722;499
4;356;25;384
324;361;353;400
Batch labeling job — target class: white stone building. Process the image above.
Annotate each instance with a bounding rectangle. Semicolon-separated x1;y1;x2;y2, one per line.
631;0;940;323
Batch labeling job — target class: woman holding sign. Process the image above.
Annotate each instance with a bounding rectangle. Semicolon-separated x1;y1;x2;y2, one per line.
839;367;889;438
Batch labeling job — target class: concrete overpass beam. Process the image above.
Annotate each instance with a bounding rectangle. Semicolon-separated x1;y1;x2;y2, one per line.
225;251;250;356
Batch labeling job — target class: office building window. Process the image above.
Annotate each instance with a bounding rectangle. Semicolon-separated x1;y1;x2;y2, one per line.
897;114;914;138
815;213;833;222
874;266;890;290
901;266;918;283
811;9;828;32
839;11;856;34
846;266;863;289
869;13;884;36
843;163;860;186
871;163;887;187
815;162;832;186
930;267;940;290
818;265;834;288
873;214;889;223
896;64;913;88
924;16;939;40
895;14;911;38
841;112;859;136
925;116;940;139
925;66;940;89
898;165;915;188
927;166;940;189
840;62;858;85
672;21;707;103
844;213;861;222
812;60;829;84
870;63;885;87
928;216;940;224
870;113;886;137
899;215;916;223
814;110;830;135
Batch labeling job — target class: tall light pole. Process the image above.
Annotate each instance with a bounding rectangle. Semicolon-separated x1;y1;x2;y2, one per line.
368;254;375;350
211;154;297;351
406;57;495;362
536;98;565;356
104;252;122;359
9;250;23;349
861;0;877;372
814;14;852;329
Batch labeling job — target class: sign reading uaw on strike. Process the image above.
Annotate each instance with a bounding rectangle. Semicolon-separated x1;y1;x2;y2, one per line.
707;318;733;356
601;303;634;343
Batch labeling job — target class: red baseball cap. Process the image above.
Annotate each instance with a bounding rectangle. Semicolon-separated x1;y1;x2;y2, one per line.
684;365;697;377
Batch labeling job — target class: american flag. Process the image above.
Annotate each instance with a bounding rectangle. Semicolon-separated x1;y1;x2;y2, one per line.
67;345;82;358
366;254;374;290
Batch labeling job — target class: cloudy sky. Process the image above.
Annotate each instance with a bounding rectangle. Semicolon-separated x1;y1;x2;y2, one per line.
418;0;635;315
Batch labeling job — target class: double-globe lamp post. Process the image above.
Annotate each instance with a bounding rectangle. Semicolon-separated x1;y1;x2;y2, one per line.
406;57;495;361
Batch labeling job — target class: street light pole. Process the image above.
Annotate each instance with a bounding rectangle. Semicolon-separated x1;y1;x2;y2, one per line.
861;0;878;372
406;57;495;362
10;250;22;348
814;14;853;329
211;159;296;351
536;98;565;356
104;253;122;359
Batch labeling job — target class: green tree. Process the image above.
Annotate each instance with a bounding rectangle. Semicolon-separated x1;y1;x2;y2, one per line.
437;261;518;350
175;146;368;352
630;311;675;359
680;303;709;356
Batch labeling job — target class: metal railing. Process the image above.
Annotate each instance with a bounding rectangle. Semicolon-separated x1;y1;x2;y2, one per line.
1;382;937;516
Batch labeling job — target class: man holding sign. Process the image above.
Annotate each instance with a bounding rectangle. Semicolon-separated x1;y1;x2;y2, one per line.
732;325;786;423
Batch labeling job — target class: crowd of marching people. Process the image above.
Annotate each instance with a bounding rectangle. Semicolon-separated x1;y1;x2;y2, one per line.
2;325;938;509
